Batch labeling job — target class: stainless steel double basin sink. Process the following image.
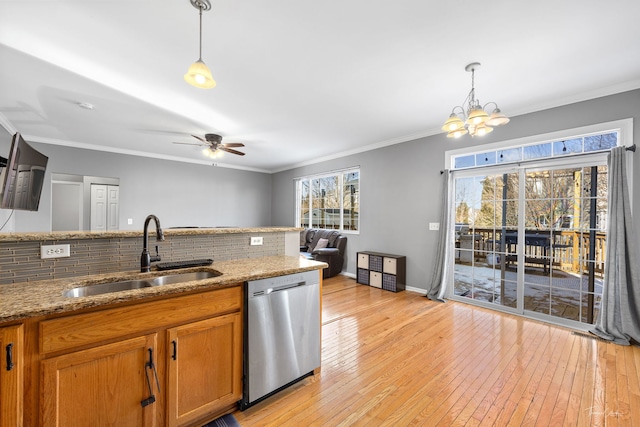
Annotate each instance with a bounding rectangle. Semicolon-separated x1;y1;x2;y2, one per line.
63;270;222;298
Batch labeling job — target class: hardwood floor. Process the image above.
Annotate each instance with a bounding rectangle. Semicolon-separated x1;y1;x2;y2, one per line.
233;275;640;426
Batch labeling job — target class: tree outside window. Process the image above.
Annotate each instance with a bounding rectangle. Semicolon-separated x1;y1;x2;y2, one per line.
296;169;359;232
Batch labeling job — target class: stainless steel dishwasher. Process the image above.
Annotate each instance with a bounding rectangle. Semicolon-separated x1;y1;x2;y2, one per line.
240;270;321;409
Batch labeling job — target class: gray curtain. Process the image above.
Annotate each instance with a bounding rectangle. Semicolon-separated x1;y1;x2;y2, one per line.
591;147;640;345
426;170;450;302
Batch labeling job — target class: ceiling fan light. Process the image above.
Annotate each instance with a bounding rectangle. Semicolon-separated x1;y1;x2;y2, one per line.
466;107;489;126
485;108;510;127
185;60;216;89
442;113;465;132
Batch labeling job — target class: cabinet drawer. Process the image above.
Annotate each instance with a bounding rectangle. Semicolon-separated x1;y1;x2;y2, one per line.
357;253;369;269
370;272;382;289
383;257;397;274
357;268;370;285
382;273;404;292
40;285;241;355
369;255;383;272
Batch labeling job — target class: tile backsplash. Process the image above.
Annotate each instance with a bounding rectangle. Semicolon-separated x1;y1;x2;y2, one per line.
1;232;284;285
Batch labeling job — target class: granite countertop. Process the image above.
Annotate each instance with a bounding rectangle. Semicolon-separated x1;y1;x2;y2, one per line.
0;226;301;242
0;255;326;323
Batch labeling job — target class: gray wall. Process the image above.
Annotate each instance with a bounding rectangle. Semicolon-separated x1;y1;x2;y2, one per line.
271;89;640;291
3;89;639;290
2;143;273;232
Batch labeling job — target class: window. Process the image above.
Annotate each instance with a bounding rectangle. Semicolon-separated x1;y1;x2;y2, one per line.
446;119;633;329
296;168;359;232
451;128;620;170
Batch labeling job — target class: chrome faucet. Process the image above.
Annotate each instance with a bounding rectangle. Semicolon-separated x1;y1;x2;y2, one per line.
141;214;165;272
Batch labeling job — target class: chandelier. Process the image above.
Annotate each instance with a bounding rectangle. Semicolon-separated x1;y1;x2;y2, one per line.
441;62;509;138
184;0;216;89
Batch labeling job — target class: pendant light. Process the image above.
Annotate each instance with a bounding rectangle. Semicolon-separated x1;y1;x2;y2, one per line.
441;63;509;138
184;0;216;89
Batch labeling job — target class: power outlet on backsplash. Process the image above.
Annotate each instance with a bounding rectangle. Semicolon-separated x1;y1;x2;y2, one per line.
41;244;71;259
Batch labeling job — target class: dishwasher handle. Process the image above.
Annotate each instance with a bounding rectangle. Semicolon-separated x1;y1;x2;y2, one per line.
251;281;313;297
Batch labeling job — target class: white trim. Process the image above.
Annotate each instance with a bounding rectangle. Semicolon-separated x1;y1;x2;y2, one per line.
272;130;437;174
22;135;271;174
294;165;361;181
0;113;17;135
444;118;634;170
405;285;426;294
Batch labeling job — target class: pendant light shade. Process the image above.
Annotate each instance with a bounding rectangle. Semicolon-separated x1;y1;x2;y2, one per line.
184;59;216;88
442;113;465;132
466;106;489;126
185;0;216;89
485;107;510;127
441;63;508;138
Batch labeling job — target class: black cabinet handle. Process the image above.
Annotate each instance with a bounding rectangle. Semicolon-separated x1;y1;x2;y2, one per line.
141;348;160;407
5;343;13;371
171;340;177;360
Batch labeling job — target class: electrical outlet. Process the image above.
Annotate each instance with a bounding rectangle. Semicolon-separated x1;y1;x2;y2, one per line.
429;222;440;231
41;244;71;259
127;218;133;225
250;236;263;246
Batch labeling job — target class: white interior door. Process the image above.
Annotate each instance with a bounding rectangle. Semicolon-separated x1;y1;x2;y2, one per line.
90;184;107;231
91;184;119;231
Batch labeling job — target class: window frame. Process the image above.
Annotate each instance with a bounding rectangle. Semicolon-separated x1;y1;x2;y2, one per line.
446;118;633;206
295;167;360;234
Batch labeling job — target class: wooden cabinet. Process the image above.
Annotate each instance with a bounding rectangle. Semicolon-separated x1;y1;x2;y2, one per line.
167;312;242;427
357;251;406;292
41;334;158;427
0;324;23;427
32;285;242;427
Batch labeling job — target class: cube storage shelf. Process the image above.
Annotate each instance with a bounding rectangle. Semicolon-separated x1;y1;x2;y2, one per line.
356;251;406;292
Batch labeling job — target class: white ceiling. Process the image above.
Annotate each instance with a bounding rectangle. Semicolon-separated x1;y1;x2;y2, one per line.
1;0;640;173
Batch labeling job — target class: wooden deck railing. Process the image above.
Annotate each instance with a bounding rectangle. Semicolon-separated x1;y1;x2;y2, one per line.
463;227;606;278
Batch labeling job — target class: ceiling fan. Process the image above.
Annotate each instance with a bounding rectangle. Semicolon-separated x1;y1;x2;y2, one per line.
173;133;245;157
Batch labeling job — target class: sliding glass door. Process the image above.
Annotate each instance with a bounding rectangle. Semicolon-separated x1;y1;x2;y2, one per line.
452;160;607;327
452;169;519;309
522;165;607;324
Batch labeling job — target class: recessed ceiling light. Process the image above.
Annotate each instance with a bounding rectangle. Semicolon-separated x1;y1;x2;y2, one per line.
77;102;95;110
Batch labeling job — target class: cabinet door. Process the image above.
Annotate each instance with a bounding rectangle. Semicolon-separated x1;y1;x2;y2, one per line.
167;312;242;427
41;334;158;427
0;324;23;427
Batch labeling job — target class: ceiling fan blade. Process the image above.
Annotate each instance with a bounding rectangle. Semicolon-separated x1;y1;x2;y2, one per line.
221;142;245;148
173;141;204;146
192;134;207;143
219;147;246;156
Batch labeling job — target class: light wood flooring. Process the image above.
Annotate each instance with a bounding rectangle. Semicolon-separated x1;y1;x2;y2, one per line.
233;275;640;426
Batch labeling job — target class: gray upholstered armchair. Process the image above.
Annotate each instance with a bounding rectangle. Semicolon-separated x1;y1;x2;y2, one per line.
300;228;347;278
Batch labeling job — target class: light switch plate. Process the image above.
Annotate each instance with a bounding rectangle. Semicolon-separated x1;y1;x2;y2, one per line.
429;222;440;231
250;236;263;245
41;244;71;259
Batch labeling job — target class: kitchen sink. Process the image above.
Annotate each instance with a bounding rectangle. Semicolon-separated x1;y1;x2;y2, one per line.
63;270;222;298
